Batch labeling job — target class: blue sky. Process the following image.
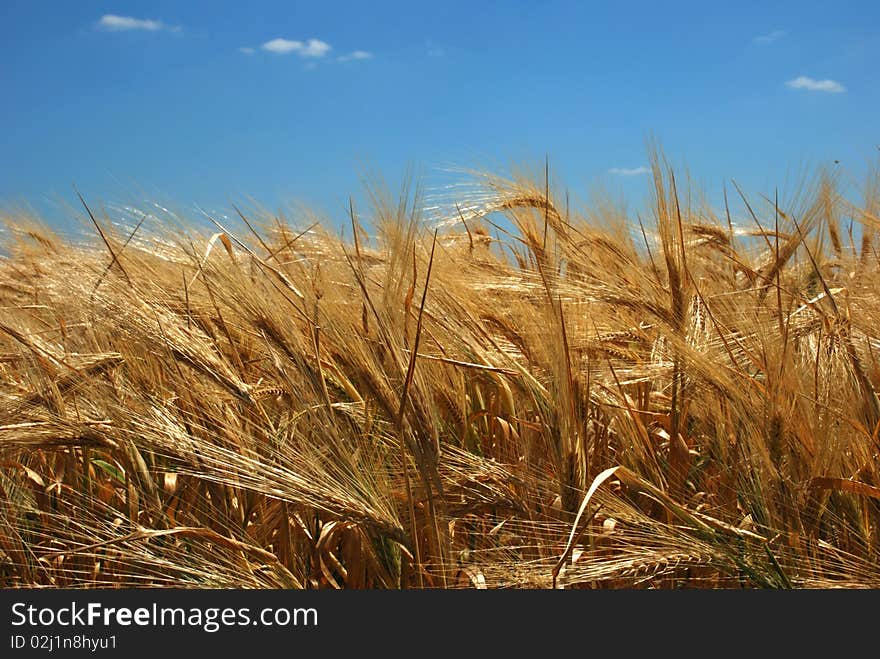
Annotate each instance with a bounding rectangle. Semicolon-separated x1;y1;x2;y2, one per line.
1;1;878;231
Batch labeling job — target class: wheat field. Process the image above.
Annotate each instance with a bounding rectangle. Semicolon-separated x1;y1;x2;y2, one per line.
2;151;879;589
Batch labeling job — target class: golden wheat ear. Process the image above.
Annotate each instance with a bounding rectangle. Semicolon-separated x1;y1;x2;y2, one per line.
2;152;880;588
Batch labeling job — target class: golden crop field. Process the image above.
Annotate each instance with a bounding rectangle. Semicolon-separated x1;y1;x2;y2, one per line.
2;152;879;589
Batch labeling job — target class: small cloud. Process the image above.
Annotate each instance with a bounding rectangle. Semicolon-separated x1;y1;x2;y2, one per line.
262;38;302;54
753;29;786;44
300;39;331;57
239;47;255;55
96;14;179;32
785;75;846;93
261;37;331;57
338;50;374;62
609;166;650;176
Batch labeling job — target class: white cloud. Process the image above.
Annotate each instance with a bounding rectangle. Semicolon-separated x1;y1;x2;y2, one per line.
785;76;846;93
261;37;331;57
97;14;179;32
754;29;786;44
262;38;301;53
300;39;331;57
338;50;374;62
609;166;650;176
239;47;255;55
